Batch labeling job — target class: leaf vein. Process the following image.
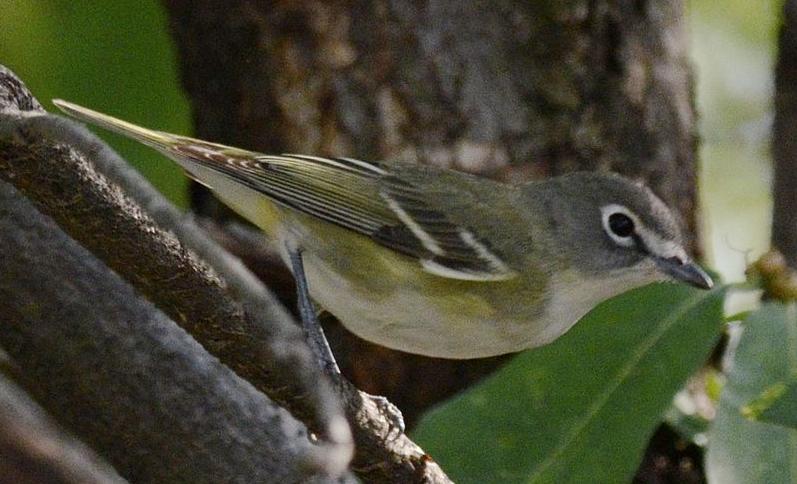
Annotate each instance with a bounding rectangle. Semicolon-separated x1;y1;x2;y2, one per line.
528;291;710;481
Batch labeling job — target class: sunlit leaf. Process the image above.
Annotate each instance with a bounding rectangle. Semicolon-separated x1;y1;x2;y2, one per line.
413;283;726;483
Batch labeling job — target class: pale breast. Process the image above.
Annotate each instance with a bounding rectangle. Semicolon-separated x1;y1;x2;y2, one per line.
534;265;664;345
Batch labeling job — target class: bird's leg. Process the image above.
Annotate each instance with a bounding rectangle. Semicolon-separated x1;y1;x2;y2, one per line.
286;244;340;375
285;242;405;438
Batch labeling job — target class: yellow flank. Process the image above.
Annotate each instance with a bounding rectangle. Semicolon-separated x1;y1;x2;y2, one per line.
250;197;283;235
277;207;538;325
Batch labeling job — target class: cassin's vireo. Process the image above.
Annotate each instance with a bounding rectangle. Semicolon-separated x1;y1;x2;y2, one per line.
53;100;713;359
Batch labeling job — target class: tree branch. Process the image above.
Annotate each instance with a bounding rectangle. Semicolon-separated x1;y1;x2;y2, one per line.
0;179;350;481
0;66;450;482
0;66;350;449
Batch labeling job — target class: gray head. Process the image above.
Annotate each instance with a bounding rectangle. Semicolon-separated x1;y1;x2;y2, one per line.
543;172;712;289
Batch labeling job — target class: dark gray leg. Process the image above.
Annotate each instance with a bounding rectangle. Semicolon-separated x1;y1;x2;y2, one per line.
285;243;405;437
286;245;340;375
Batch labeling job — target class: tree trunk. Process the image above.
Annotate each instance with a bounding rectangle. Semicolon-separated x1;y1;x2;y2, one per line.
773;0;797;268
162;0;699;427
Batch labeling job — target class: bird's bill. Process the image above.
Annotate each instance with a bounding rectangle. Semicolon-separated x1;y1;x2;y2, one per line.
655;256;714;290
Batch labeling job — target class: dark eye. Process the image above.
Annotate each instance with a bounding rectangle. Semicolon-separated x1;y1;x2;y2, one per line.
608;212;635;238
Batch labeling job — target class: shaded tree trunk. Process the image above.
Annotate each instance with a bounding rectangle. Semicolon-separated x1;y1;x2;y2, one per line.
163;0;699;427
773;0;797;269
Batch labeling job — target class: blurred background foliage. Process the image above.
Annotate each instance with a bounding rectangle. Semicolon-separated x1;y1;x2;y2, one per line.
0;0;779;284
691;0;779;282
0;0;191;207
0;0;788;482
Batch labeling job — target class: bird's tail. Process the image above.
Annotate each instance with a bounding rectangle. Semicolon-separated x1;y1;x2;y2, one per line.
52;99;186;150
52;99;255;160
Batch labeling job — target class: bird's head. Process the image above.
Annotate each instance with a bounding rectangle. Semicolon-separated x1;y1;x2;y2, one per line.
547;172;713;290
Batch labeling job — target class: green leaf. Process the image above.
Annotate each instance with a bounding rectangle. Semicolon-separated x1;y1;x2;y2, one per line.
412;283;726;483
706;304;797;483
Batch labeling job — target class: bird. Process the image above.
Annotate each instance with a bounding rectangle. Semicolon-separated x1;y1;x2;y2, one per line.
53;99;713;360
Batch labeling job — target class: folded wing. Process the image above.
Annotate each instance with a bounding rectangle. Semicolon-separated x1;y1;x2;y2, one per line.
53;99;516;281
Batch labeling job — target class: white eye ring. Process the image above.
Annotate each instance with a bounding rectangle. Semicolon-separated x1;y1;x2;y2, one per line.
601;204;639;248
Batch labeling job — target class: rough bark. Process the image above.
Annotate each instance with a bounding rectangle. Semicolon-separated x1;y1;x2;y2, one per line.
0;112;347;446
0;63;350;447
0;180;345;482
0;69;350;478
0;66;451;483
162;0;699;429
773;0;797;268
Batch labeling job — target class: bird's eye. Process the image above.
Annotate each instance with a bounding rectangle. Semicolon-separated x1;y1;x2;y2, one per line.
600;204;638;248
608;212;635;238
